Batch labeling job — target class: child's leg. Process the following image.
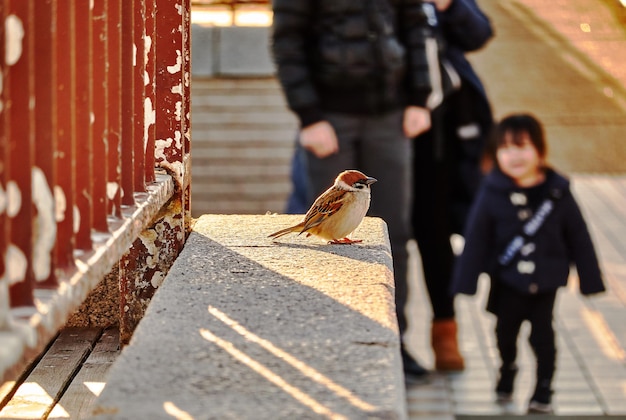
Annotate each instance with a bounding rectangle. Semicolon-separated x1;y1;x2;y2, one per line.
494;285;525;367
494;284;526;396
528;290;558;405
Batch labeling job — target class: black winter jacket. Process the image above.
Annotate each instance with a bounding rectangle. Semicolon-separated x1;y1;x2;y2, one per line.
271;0;433;127
451;168;605;296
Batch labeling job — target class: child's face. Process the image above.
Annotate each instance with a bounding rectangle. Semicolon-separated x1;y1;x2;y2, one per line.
496;131;544;187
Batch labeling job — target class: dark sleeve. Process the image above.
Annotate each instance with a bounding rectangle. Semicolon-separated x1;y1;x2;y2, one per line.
450;186;493;296
439;0;494;52
270;0;323;127
396;0;433;107
562;190;606;295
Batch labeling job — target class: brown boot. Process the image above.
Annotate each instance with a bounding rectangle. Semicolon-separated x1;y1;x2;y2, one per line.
431;318;465;371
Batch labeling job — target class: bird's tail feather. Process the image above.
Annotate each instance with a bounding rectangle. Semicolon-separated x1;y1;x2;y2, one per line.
268;225;300;239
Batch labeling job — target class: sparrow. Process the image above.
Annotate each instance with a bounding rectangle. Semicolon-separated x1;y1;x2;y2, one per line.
268;170;377;244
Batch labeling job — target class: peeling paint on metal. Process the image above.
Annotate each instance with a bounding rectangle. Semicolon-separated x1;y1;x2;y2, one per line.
171;83;182;95
175;3;183;16
32;168;56;282
144;35;152;86
155;137;174;159
106;182;119;201
6;181;21;218
73;205;80;234
151;271;165;288
155;131;184;179
144;97;155;151
133;43;137;67
139;230;158;269
5;15;24;66
166;50;182;74
175;100;182;122
54;186;66;222
5;245;27;286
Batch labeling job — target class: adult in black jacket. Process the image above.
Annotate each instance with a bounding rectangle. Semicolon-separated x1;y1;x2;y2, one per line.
272;0;434;380
410;0;493;371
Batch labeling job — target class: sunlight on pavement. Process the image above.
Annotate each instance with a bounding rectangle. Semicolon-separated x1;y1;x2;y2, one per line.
163;401;194;420
199;327;346;419
581;307;626;362
201;306;376;412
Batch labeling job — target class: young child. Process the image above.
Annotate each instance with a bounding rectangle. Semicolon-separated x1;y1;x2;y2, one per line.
450;113;605;413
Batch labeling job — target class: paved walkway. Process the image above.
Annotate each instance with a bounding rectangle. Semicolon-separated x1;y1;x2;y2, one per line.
404;0;626;417
405;175;626;418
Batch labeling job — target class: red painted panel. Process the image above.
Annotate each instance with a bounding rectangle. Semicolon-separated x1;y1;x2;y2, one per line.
34;0;58;288
6;0;35;306
144;0;156;184
106;0;122;218
0;4;6;287
133;0;145;194
182;0;191;154
92;0;110;233
120;0;135;206
54;0;76;271
74;0;93;251
155;0;185;174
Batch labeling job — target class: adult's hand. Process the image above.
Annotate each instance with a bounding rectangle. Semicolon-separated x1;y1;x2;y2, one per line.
299;121;339;158
430;0;453;11
403;106;432;138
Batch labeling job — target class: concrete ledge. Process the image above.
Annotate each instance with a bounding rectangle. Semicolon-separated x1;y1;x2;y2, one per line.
92;214;407;419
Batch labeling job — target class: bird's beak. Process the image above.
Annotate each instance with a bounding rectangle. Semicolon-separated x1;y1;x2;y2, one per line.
366;177;377;185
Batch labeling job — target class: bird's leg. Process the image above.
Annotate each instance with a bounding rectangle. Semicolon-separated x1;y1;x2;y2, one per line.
328;238;363;245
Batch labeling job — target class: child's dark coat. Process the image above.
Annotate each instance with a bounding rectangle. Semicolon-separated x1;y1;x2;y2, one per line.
451;168;605;297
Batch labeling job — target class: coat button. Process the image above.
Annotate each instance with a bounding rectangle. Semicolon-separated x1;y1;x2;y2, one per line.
518;209;532;220
529;283;538;294
510;192;527;206
521;242;536;256
517;260;535;274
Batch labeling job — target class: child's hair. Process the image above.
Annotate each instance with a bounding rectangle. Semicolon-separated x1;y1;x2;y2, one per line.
486;113;547;165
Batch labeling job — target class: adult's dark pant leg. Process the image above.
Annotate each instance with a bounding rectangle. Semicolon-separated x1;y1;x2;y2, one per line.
360;111;413;336
412;121;455;320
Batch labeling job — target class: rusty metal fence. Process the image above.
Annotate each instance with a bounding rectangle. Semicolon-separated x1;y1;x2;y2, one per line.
0;0;191;384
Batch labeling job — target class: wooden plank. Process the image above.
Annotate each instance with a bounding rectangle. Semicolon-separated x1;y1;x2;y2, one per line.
0;328;101;419
51;328;120;420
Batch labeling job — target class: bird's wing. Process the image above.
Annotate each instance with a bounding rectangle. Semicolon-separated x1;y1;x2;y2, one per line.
300;188;347;232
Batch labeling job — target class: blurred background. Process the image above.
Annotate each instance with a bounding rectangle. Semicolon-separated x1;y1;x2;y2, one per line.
189;0;626;217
